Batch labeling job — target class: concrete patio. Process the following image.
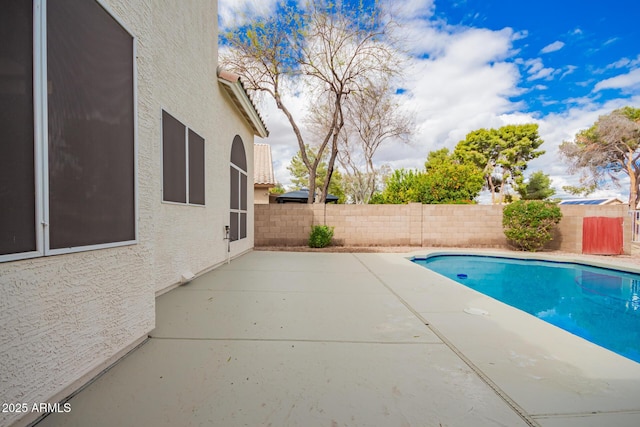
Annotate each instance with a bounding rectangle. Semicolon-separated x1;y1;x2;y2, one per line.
37;250;640;427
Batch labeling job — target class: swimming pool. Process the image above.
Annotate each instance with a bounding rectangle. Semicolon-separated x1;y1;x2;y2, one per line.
413;254;640;363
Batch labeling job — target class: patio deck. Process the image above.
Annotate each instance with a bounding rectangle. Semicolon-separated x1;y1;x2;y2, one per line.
37;250;640;427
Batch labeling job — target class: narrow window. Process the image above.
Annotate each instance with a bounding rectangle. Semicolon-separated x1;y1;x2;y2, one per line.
188;130;205;205
162;111;187;203
162;110;205;206
0;0;36;256
229;135;247;241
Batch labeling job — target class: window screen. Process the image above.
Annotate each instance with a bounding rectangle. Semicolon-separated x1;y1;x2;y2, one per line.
47;0;135;249
188;130;205;205
162;111;187;203
229;212;239;241
0;0;36;256
231;135;247;171
230;167;239;210
240;173;247;211
240;213;247;239
229;135;247;241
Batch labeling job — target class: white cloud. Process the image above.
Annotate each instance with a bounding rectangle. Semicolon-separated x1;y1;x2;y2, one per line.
524;58;556;81
540;40;565;54
218;0;279;28
561;65;578;78
606;57;633;70
253;15;526;186
526;95;640;201
594;68;640;92
219;0;639;201
383;0;435;20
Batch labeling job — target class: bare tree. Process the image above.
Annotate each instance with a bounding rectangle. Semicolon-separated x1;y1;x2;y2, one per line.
559;107;640;208
221;0;401;202
337;83;412;203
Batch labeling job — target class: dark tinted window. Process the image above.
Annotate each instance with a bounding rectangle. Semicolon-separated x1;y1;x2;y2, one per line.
229;135;247;241
240;173;247;211
188;130;205;205
229;212;239;241
230;167;239;210
47;0;135;249
240;213;247;239
231;135;247;171
162;111;187;203
0;1;36;256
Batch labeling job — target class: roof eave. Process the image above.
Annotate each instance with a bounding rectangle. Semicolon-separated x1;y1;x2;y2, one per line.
217;71;269;138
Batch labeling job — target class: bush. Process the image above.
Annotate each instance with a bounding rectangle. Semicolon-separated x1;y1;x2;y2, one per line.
502;200;562;251
308;225;334;248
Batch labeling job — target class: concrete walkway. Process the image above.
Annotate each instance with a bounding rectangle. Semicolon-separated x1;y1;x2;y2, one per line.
38;250;640;426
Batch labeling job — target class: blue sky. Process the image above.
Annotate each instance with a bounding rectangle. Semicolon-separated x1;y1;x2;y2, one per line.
436;0;640;115
219;0;640;202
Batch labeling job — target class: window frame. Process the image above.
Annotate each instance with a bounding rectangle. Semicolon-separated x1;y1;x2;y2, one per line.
0;0;138;263
160;108;206;207
229;135;247;242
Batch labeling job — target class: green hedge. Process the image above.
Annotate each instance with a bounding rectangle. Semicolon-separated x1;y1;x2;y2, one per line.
502;200;562;251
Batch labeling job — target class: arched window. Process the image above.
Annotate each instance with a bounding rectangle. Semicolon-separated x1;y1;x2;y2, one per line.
229;135;247;241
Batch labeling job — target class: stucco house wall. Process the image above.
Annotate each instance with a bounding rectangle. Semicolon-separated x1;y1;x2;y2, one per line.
0;1;264;426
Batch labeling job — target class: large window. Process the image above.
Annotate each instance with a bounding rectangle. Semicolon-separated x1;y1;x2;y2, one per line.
0;0;136;262
229;136;247;241
162;110;205;205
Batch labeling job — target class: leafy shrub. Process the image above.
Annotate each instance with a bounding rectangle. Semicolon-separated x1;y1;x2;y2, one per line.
502;200;562;251
308;225;334;248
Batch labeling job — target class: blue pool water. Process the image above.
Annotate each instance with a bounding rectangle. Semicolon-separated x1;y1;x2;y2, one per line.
413;255;640;363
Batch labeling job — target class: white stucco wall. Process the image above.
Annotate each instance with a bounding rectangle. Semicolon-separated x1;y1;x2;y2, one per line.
0;1;258;426
138;0;256;293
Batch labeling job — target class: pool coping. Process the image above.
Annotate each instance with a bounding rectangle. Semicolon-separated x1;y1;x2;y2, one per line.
376;249;640;424
406;248;640;275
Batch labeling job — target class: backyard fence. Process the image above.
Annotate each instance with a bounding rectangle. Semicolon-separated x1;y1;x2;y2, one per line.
255;203;631;254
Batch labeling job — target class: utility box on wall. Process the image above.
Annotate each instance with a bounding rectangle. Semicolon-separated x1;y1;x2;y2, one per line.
582;217;624;255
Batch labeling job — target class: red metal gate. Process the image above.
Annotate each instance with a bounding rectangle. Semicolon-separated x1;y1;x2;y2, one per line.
582;217;624;255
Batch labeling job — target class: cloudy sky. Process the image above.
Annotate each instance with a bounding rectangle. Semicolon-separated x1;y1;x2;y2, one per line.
219;0;640;202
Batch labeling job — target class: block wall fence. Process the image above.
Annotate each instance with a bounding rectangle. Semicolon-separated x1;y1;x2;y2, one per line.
254;203;632;254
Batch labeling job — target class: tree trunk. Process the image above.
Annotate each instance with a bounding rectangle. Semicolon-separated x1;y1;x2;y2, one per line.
319;95;345;203
274;93;317;203
629;168;638;209
487;176;496;204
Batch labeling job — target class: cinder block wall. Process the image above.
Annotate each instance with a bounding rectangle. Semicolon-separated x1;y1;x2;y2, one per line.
421;205;506;247
550;205;632;254
255;203;632;254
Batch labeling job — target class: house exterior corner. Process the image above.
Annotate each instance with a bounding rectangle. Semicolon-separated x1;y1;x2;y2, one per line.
0;1;265;426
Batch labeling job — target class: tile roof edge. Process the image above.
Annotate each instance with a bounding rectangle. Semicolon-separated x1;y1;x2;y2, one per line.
216;66;269;138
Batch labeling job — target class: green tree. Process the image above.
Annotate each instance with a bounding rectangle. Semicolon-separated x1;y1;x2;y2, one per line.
370;149;484;204
559;106;640;208
288;147;346;203
423;149;485;203
561;184;597;197
221;1;401;203
454;124;545;204
517;171;556;200
268;183;286;195
370;169;425;204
